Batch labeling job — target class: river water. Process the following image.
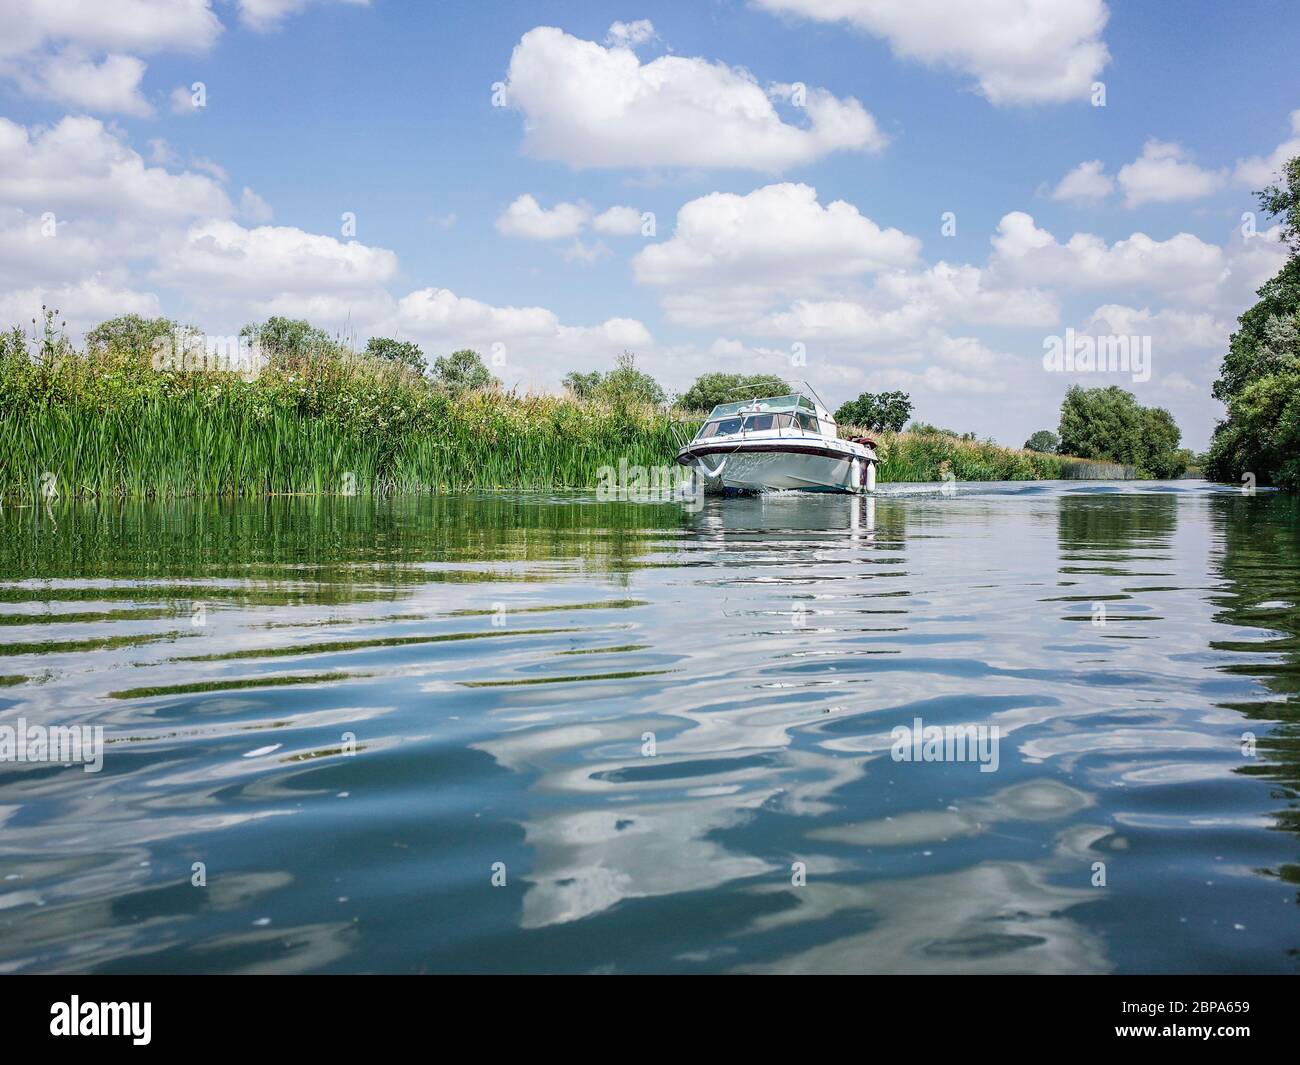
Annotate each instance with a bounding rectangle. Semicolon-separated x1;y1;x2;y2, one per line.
0;481;1296;973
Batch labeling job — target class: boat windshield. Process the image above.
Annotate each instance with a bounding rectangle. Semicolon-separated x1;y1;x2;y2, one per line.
696;416;743;439
696;412;801;440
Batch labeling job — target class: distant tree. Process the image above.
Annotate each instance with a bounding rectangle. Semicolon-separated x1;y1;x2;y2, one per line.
240;317;333;362
908;421;975;441
598;351;666;405
835;390;913;431
86;314;177;358
562;370;604;400
1058;385;1187;478
431;348;497;394
365;337;425;374
676;372;791;411
1024;430;1059;453
564;352;666;406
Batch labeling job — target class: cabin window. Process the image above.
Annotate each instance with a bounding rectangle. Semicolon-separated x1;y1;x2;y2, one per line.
696;421;720;440
712;417;743;437
743;414;775;431
795;413;820;433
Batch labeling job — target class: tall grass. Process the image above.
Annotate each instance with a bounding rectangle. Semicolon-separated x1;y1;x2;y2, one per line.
0;325;1123;499
0;328;685;500
843;427;1133;482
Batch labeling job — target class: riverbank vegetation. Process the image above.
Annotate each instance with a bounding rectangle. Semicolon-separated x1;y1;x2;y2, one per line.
0;309;1156;500
1205;154;1300;490
0;314;681;500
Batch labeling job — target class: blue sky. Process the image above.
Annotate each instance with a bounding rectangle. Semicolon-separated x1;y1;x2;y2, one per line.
1;0;1297;448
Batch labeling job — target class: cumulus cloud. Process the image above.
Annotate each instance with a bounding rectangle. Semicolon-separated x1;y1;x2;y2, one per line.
156;220;398;298
1051;159;1114;203
170;84;202;115
239;187;274;223
633;183;919;307
0;279;163;336
0;0;220;114
15;50;153;116
0;0;367;113
755;0;1110;104
989;211;1225;295
1116;140;1225;207
504;26;885;170
0;116;231;220
604;19;657;48
1234;109;1300;188
592;206;645;236
1082;304;1226;352
495;194;591;240
237;0;370;33
874;262;1058;327
0;0;222;60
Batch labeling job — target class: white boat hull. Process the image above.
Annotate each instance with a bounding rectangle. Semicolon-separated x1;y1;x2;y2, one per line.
678;443;872;494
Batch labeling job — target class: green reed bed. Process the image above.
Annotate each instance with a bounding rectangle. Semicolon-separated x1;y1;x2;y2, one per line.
1;325;1118;499
0;335;687;500
854;428;1123;482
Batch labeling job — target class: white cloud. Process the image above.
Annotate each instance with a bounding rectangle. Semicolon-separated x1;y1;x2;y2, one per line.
239;187;274;223
0;0;367;112
0;116;231;220
592;206;644;236
756;0;1110;104
633;183;919;302
391;288;653;387
504;26;884;170
1234;109;1300;188
1116;140;1225;207
0;0;222;59
874;262;1058;327
605;20;657;48
0;208;106;287
0;0;221;115
170;84;202;115
237;0;370;33
495;194;590;240
1082;304;1225;352
16;49;152;116
990;211;1225;296
157;220;398;298
0;279;163;335
1051;159;1114;203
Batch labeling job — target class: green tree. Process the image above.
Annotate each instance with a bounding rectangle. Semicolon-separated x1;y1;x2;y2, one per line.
676;372;791;411
835;390;912;431
562;352;665;406
1207;153;1300;488
240;317;333;362
597;351;665;405
431;349;497;394
1058;385;1187;478
365;337;425;374
1024;430;1059;453
562;370;603;400
85;314;178;359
